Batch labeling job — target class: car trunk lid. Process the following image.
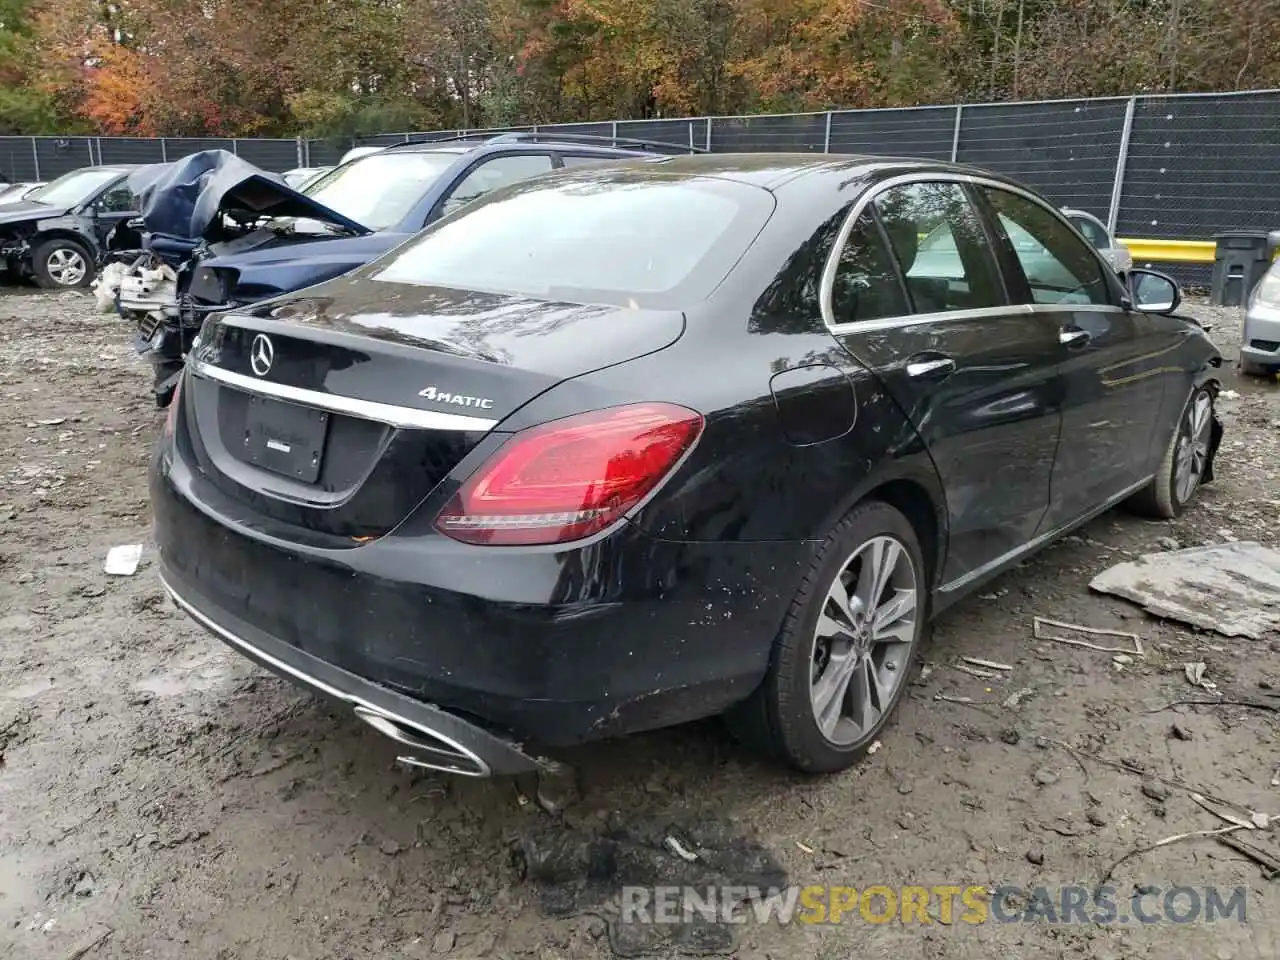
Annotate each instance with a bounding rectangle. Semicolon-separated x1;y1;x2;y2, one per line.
177;283;685;543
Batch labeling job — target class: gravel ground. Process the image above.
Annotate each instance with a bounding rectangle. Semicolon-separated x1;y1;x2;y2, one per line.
0;290;1277;960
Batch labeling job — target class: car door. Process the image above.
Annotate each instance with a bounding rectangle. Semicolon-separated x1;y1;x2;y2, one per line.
431;153;555;221
826;178;1064;585
976;185;1169;531
87;178;138;248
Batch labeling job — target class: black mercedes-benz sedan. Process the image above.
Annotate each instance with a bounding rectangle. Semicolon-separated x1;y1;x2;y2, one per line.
151;154;1223;777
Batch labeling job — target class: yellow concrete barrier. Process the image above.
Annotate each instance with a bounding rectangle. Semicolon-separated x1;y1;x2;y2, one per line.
1117;239;1217;263
1119;238;1280;264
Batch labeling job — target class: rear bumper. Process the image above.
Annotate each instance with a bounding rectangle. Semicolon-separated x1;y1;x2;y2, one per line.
159;565;541;776
1242;301;1280;364
151;438;808;759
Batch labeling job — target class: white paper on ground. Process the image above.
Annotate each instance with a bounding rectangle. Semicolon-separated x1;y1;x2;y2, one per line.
104;544;143;576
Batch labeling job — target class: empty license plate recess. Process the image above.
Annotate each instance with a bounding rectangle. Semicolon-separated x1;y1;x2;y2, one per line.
244;396;330;482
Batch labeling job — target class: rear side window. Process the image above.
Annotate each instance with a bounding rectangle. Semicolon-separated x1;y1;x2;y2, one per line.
874;181;1005;313
829;212;908;324
371;172;775;309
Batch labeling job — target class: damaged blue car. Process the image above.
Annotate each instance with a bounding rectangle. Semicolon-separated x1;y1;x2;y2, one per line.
104;134;696;405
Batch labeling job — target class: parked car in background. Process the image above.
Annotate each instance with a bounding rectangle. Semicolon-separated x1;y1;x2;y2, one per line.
338;145;387;165
913;203;1134;293
107;133;703;405
0;182;46;205
1241;255;1280;376
281;166;332;188
1061;207;1132;272
0;166;138;287
152;154;1222;778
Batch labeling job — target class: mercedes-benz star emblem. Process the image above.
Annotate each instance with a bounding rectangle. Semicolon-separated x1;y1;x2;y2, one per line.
250;334;274;377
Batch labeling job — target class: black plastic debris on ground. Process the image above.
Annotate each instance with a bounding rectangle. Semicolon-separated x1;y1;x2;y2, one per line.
512;819;788;958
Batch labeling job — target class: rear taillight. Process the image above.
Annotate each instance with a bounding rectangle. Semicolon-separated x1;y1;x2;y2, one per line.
164;375;183;438
435;402;703;546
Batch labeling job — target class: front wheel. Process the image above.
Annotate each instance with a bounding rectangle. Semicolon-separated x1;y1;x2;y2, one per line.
32;238;94;289
1129;385;1215;519
729;501;926;774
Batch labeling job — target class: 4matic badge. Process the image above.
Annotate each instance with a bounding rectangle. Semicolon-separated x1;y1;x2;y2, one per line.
418;385;495;410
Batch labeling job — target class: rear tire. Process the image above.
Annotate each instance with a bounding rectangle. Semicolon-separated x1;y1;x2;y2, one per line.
728;501;926;774
1128;385;1214;519
32;238;94;289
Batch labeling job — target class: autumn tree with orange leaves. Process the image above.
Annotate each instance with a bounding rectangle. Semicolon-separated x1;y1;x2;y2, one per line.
1;0;1277;136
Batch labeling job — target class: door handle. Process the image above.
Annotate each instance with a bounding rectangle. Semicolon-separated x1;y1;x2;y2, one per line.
1059;327;1091;347
905;356;956;379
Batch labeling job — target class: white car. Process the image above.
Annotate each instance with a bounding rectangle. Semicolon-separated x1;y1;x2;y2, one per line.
338;146;387;166
1061;207;1132;273
281;167;332;189
0;181;46;205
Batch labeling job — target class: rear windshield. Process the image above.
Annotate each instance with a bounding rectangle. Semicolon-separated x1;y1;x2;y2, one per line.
368;170;775;309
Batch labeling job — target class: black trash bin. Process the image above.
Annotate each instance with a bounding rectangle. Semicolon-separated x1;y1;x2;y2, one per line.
1211;231;1273;306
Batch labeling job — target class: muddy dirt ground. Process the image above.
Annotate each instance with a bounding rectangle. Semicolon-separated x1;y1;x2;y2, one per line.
0;289;1277;960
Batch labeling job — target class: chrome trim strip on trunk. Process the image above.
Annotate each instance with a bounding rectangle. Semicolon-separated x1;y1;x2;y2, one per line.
189;359;499;432
159;572;493;777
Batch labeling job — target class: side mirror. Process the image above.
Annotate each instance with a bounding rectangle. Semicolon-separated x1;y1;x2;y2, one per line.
1125;268;1181;315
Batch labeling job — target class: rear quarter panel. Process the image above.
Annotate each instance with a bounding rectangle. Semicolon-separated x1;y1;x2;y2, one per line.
494;182;948;559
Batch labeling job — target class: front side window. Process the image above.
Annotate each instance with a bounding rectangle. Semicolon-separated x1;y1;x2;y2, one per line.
829;212;908;325
439;154;555;217
984;189;1110;306
97;183;136;213
874;181;1005;314
369;170;775;310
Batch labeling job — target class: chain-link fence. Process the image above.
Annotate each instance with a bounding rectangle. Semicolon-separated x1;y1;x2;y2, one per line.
2;90;1277;283
0;137;303;182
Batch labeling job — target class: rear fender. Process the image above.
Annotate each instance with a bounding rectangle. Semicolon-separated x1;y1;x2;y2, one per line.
810;454;950;592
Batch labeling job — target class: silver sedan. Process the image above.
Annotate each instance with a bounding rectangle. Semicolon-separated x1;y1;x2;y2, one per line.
1061;207;1133;273
1241;257;1280;376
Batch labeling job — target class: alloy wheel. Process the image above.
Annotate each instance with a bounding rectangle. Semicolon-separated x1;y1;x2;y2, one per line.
46;247;88;286
809;535;918;746
1174;391;1212;504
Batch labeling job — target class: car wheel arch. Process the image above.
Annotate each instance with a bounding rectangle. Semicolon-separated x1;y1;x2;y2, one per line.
30;229;95;262
813;464;949;593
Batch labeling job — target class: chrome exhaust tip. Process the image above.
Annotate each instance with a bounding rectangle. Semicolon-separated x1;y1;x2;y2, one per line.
353;704;490;777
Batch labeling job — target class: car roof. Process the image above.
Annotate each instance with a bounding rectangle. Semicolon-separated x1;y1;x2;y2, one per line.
502;152;1020;195
379;139;654;160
